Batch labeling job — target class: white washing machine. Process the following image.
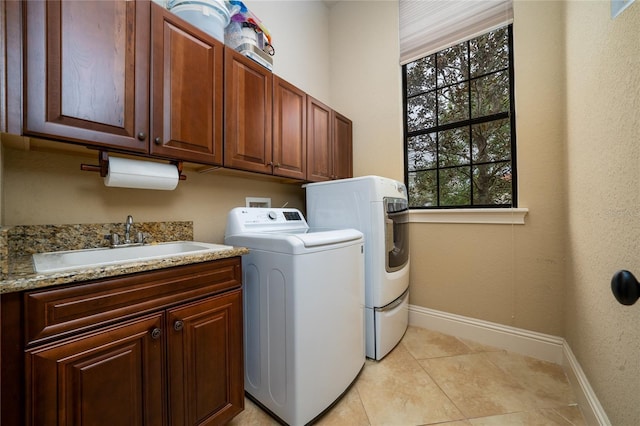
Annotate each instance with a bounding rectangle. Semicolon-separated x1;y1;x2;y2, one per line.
224;207;365;426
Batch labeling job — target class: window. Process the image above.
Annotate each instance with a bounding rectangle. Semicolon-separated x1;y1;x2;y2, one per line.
403;25;516;209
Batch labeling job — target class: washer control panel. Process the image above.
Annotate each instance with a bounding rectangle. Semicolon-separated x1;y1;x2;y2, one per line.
282;211;302;221
226;207;308;234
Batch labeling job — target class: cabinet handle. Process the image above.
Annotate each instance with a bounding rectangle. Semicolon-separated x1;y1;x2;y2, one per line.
154;137;162;145
174;320;184;331
274;163;280;168
137;132;146;141
151;327;162;339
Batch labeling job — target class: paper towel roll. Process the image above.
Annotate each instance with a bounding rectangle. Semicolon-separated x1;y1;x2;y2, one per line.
104;157;180;190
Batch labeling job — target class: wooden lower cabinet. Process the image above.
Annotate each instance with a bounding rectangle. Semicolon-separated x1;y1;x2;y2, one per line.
167;291;243;426
3;259;244;426
25;314;166;426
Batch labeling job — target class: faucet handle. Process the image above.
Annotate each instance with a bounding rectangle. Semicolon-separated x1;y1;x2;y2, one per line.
104;233;120;246
136;232;146;244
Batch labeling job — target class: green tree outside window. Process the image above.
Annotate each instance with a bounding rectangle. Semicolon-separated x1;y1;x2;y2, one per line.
403;25;516;208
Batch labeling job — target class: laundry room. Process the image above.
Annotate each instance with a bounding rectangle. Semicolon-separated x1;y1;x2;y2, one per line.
0;0;638;425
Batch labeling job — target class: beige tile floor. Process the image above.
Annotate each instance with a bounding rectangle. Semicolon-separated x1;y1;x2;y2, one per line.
229;326;586;426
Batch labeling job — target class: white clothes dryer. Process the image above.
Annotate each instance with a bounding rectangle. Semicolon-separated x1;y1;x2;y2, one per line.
224;207;365;426
305;176;410;360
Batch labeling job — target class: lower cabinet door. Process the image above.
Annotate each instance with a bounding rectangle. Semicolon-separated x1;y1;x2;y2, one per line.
25;314;166;426
167;289;243;426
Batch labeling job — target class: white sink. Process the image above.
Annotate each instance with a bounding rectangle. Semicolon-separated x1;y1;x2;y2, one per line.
32;241;234;273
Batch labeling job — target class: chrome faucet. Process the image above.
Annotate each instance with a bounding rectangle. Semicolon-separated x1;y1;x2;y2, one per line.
105;215;147;248
124;215;134;243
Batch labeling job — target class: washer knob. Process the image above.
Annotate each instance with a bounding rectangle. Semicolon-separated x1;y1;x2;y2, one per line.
268;211;277;220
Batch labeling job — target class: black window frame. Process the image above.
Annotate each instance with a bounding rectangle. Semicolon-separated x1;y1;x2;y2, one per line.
402;24;517;209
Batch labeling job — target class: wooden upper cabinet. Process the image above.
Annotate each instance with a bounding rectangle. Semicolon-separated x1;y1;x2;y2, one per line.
3;1;23;135
23;0;150;152
224;48;273;174
307;96;353;182
273;76;307;180
18;0;350;178
150;3;223;165
332;110;353;180
306;96;333;182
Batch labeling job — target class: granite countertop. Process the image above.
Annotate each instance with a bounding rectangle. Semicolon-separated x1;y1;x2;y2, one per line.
0;221;248;294
0;247;248;294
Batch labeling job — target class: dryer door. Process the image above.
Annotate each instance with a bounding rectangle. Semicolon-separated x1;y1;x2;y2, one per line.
384;197;409;272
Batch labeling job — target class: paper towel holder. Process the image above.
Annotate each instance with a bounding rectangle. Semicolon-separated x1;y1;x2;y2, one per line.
80;151;187;181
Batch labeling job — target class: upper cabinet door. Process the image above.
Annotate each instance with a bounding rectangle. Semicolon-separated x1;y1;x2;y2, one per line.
307;97;353;182
306;96;332;182
150;3;223;165
273;76;306;180
24;0;150;152
332;111;353;180
224;48;273;174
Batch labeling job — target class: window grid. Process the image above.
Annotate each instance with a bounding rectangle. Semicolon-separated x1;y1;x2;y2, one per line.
403;25;517;209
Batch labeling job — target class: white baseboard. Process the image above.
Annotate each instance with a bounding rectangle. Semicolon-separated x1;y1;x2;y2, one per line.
408;304;565;363
408;305;611;425
562;342;611;426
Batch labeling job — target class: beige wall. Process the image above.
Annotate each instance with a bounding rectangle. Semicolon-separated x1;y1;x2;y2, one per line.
330;1;639;421
329;1;567;335
414;1;568;335
2;146;305;242
328;1;405;181
564;1;640;424
3;0;639;422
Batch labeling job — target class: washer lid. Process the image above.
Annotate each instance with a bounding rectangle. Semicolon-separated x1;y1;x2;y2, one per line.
224;228;363;254
284;228;363;247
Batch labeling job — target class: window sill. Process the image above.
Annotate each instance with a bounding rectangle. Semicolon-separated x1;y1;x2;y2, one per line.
409;208;528;225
